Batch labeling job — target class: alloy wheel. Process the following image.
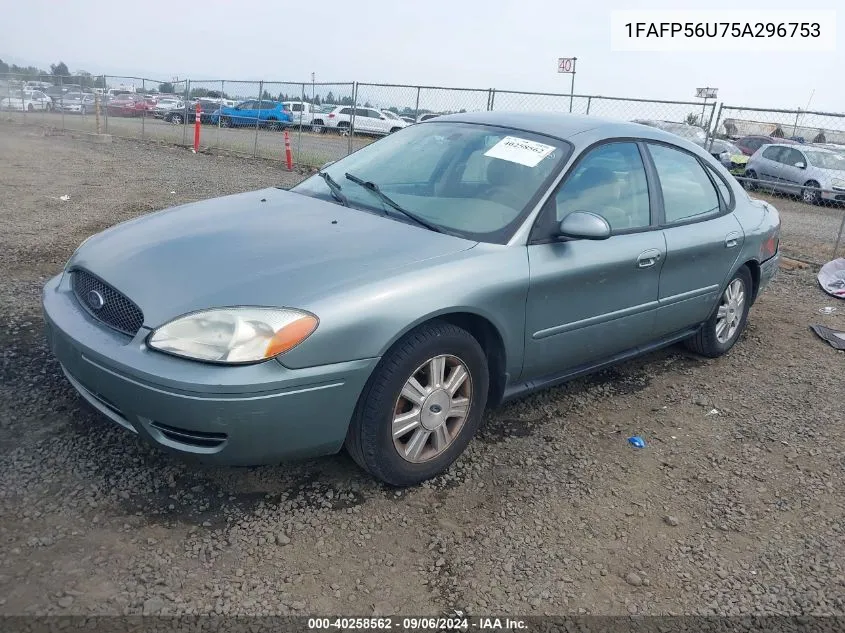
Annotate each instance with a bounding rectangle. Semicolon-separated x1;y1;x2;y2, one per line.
715;279;745;344
392;354;472;464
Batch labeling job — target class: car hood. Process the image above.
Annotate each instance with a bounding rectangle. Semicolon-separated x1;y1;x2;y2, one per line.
68;188;477;327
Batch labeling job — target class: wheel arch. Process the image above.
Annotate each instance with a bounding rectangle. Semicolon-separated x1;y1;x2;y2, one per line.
377;309;509;410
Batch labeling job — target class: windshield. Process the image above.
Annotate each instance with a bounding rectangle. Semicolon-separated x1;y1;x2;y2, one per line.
805;151;845;170
291;121;571;244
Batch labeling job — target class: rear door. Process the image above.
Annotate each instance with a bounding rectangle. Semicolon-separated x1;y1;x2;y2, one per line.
524;141;664;379
645;142;744;337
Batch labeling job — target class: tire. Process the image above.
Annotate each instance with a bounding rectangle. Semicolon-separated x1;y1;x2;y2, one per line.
27;104;34;112
219;116;231;128
684;266;752;358
743;170;758;191
267;119;282;131
169;113;184;125
345;321;489;487
311;120;324;134
337;122;350;137
801;180;821;205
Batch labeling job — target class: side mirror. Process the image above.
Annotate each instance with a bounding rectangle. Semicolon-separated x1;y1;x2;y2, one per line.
557;211;611;241
794;162;806;169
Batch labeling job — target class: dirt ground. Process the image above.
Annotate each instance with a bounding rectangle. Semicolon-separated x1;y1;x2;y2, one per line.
1;124;843;618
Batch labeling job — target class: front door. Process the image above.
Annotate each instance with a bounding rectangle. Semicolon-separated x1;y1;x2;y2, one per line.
523;141;663;379
644;142;745;335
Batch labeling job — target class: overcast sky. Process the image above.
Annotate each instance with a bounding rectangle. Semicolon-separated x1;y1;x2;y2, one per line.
1;0;842;111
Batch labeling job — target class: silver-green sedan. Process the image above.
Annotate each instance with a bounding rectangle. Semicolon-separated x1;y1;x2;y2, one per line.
43;112;781;486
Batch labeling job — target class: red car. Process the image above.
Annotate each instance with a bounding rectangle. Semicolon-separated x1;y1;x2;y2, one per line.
106;94;155;117
736;135;798;156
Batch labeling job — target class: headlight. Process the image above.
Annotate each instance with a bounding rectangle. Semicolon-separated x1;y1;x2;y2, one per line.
147;307;318;364
832;178;845;189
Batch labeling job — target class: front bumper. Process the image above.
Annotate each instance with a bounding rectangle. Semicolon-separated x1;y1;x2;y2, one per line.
42;272;377;465
759;251;780;295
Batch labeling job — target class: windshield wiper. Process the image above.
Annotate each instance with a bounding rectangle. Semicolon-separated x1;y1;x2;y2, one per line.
317;171;349;207
344;172;442;233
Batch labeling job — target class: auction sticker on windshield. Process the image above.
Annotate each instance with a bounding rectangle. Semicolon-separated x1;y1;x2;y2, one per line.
484;136;556;167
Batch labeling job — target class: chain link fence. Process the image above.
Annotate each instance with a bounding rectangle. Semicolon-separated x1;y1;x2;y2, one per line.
710;104;845;263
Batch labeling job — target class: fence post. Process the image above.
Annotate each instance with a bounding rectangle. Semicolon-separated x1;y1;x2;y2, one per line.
833;212;845;260
488;88;496;111
103;76;109;133
253;80;263;158
348;82;358;155
585;96;592;115
704;101;718;149
297;82;305;162
141;78;146;140
59;75;65;131
95;92;101;134
182;80;191;146
217;80;224;150
413;86;420;122
707;103;723;152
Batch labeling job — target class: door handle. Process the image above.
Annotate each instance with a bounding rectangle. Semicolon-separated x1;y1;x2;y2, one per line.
636;249;662;269
725;232;740;248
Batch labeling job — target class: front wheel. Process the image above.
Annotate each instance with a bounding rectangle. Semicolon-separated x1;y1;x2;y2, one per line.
684;266;752;358
267;119;282;131
337;123;350;137
169;113;184;125
27;104;34;112
219;116;231;128
742;170;758;191
311;120;324;134
801;180;821;205
345;321;489;487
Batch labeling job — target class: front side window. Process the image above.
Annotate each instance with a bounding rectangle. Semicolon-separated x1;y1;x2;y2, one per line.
784;148;806;167
291;122;570;244
551;142;651;232
762;146;787;162
649;144;720;224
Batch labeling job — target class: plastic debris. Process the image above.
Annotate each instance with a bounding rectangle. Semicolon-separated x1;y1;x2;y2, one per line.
706;408;720;417
627;436;646;449
819;306;838;314
169;191;176;194
59;195;70;201
818;258;845;298
809;324;845;350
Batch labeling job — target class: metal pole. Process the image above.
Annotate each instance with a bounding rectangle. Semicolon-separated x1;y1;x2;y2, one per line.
59;75;65;131
413;86;420;121
103;76;109;133
700;98;707;129
297;82;305;160
182;80;190;146
141;78;145;140
707;103;723;152
833;211;845;260
217;80;223;150
792;110;800;137
569;58;577;113
348;82;357;155
489;88;496;111
95;92;101;134
254;80;263;158
585;96;592;116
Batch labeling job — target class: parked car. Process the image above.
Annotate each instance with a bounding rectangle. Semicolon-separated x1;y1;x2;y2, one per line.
106;94;154;117
56;92;96;115
282;101;327;133
153;97;185;118
164;99;220;125
735;135;797;156
744;143;845;204
708;138;748;174
0;90;52;112
45;84;82;101
209;100;292;130
400;116;416;125
633;119;707;145
417;113;441;123
45;112;780;486
325;106;409;136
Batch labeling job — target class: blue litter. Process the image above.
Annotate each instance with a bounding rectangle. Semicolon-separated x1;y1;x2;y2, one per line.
627;436;646;448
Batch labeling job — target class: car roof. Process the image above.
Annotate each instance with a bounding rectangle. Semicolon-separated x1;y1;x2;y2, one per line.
424;111;710;150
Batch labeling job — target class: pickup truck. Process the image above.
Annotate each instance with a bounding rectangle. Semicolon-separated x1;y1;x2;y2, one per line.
282;101;332;133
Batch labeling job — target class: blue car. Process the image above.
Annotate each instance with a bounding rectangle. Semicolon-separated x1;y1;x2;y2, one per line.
208;99;292;130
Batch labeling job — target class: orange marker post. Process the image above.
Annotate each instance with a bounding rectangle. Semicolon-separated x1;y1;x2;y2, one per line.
193;102;201;152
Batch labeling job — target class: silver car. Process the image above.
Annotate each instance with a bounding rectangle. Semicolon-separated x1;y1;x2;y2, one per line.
745;143;845;204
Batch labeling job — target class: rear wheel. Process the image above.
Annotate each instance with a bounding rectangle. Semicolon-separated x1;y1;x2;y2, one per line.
267;119;282;131
169;113;184;125
345;321;489;487
743;169;758;191
27;104;34;112
337;122;350;137
684;266;752;358
219;116;231;128
801;180;821;205
389;127;401;133
311;120;324;134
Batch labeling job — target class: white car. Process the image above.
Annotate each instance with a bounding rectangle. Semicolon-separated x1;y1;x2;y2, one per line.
325;106;409;136
416;112;441;123
1;90;53;112
153;97;185;118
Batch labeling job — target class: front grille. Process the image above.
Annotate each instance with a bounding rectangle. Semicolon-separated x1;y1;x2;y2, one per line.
71;270;144;336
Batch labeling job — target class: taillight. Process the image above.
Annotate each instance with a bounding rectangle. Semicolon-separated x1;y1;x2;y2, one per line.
328;113;335;118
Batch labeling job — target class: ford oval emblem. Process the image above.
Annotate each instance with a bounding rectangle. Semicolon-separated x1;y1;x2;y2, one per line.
87;289;105;310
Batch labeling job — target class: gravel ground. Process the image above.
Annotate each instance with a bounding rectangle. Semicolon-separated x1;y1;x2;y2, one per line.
1;123;844;618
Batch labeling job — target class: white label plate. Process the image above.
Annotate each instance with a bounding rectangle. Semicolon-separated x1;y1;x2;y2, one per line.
484;136;556;167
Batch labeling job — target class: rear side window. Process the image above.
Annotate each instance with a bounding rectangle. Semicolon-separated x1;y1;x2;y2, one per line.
648;144;721;224
762;146;786;161
704;164;733;207
339;107;352;115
